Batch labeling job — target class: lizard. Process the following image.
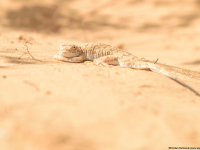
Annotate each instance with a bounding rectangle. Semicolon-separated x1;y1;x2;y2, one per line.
54;42;200;96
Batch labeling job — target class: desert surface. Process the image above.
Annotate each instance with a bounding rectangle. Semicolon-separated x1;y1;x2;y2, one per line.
0;0;200;149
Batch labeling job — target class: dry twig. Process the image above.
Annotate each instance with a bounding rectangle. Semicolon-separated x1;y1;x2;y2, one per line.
19;41;35;59
154;58;159;64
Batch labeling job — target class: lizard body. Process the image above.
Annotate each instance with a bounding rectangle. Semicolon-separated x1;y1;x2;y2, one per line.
54;43;200;96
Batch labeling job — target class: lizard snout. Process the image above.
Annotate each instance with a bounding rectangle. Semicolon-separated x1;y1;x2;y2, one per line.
59;44;67;50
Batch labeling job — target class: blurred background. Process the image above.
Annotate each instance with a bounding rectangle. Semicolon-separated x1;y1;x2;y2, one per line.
2;0;200;33
1;0;200;66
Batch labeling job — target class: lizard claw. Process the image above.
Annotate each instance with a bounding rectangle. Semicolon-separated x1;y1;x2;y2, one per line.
93;61;109;67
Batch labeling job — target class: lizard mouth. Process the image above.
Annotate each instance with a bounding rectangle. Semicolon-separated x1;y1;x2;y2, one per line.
59;51;76;58
64;56;73;59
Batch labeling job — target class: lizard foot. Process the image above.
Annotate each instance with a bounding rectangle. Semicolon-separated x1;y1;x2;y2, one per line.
84;61;97;66
84;61;109;67
54;55;62;60
94;62;109;67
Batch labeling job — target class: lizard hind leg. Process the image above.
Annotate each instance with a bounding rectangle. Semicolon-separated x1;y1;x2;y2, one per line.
93;55;119;67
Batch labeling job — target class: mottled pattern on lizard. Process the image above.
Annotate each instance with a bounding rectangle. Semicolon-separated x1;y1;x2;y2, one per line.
54;43;200;96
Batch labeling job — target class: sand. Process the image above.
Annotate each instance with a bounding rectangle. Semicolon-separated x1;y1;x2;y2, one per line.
0;0;200;149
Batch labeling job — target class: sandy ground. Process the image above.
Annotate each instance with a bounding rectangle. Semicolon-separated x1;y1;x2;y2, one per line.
0;0;200;149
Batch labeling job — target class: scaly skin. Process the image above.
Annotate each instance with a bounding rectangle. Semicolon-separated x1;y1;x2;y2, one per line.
54;43;200;96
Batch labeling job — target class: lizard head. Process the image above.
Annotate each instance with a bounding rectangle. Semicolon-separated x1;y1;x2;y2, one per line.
59;44;82;58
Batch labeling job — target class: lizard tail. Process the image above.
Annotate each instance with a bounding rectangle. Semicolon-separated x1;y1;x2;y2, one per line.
149;65;200;96
125;61;200;96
